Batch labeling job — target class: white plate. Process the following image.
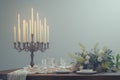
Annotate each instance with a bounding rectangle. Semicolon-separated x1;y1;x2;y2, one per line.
76;71;97;74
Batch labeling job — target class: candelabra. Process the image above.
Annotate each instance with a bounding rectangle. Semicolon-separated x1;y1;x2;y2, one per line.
14;34;49;67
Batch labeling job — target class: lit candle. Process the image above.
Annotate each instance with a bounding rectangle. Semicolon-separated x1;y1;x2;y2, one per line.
14;26;16;42
31;8;34;34
26;22;28;42
34;20;36;43
44;17;47;43
47;25;49;42
23;20;26;42
37;13;39;41
29;20;31;42
18;14;20;41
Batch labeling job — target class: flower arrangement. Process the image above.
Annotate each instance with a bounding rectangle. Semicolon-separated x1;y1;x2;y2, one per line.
69;43;115;72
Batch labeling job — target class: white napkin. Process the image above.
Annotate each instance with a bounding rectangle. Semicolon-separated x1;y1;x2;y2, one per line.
7;69;28;80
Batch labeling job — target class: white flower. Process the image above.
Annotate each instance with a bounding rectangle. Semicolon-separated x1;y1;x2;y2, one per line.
85;55;90;60
79;66;83;70
97;56;103;62
84;60;89;64
98;50;104;56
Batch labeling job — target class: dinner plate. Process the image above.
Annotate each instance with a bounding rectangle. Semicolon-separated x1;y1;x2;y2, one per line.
76;71;97;74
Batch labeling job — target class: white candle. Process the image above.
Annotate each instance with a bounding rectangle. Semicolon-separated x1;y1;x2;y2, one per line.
37;13;39;41
23;20;26;42
34;20;36;43
26;22;28;42
31;8;34;34
47;25;49;42
44;27;47;43
18;14;20;41
29;20;31;42
39;20;42;42
14;26;16;42
44;17;47;43
41;24;44;42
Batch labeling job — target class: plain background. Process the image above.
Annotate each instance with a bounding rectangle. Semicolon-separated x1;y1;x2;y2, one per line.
0;0;120;70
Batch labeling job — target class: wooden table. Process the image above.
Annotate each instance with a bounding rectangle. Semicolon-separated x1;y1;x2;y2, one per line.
0;69;120;80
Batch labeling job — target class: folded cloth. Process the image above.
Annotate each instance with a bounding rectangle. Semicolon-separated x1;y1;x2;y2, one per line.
7;69;28;80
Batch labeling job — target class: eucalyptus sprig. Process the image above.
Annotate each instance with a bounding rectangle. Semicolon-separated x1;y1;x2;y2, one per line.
116;53;120;69
79;43;86;52
92;42;99;54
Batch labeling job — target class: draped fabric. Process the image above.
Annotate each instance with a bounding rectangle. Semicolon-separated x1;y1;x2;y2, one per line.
7;69;28;80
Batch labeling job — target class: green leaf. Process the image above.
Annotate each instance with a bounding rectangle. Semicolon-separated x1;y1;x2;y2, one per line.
101;62;109;69
76;56;85;63
116;54;120;62
116;61;120;68
103;46;107;52
93;42;99;54
79;43;86;52
68;53;75;58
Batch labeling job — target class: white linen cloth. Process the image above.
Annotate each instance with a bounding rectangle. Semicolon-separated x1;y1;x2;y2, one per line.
7;69;28;80
7;64;72;80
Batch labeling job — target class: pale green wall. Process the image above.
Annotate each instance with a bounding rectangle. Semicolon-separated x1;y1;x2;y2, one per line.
0;0;120;70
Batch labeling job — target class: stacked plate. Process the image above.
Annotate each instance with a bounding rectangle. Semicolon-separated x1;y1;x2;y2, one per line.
76;69;96;74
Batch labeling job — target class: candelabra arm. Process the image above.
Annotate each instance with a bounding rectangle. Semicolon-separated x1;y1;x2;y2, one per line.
30;51;34;67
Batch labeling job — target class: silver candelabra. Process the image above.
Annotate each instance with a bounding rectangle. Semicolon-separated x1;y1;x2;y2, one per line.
14;34;49;67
